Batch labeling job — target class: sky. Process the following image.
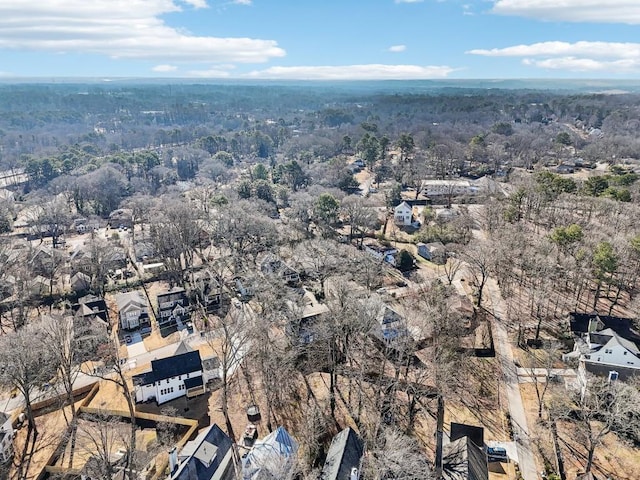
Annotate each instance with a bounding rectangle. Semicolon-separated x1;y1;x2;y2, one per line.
1;0;640;80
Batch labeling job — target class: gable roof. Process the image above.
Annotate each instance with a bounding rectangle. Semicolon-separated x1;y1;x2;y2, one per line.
443;436;488;480
133;350;202;386
70;271;91;289
174;340;194;356
320;427;364;480
173;424;233;480
115;290;147;312
602;329;640;355
394;201;412;212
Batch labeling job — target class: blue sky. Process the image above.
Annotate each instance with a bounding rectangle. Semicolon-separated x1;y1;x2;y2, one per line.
1;0;639;79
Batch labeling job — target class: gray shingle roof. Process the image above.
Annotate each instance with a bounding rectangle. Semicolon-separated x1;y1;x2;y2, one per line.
320;427;363;480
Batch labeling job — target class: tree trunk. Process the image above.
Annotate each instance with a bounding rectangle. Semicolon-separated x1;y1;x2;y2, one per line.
593;280;601;311
476;277;486;307
585;445;595;474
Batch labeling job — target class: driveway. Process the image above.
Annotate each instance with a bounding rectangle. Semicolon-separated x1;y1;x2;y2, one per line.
126;332;147;357
484;276;539;480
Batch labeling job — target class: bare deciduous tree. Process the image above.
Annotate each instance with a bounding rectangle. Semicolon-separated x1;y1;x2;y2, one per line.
363;427;433;480
0;321;57;479
554;375;640;475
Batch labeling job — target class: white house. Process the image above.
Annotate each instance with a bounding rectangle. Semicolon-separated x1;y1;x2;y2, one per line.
0;412;14;464
572;328;640;372
116;290;150;330
363;242;397;265
133;350;204;405
393;201;413;226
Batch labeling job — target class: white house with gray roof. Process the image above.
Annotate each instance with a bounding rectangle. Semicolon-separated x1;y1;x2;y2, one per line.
115;290;150;330
393;201;413;226
571;327;640;370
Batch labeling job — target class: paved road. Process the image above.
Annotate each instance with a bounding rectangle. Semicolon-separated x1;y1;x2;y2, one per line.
484;276;539;480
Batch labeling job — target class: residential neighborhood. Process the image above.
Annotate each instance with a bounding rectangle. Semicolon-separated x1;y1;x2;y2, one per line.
1;80;640;480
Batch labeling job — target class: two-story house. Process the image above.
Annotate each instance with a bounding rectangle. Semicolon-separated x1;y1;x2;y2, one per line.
191;269;222;311
157;287;190;329
0;412;14;464
115;290;150;331
394;201;413;226
133;350;204;405
72;294;110;327
565;312;640;382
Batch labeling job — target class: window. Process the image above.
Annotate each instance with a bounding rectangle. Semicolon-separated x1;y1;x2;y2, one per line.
623;351;627;355
170;387;174;393
605;349;612;354
167;379;170;384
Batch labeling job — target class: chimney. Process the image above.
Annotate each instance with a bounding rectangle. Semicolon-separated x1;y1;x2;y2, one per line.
169;447;178;474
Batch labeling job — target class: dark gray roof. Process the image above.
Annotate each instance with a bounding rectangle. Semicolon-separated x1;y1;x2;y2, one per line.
570;313;640;345
443;436;488;480
173;424;233;480
320;427;363;480
133;350;202;386
450;423;484;449
184;376;204;389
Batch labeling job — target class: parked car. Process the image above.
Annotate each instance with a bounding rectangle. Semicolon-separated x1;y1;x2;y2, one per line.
487;446;509;463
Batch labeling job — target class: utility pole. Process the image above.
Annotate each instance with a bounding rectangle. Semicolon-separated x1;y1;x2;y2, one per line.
434;394;444;478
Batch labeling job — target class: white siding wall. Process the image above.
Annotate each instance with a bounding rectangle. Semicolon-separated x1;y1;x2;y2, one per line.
135;369;203;404
591;344;640;368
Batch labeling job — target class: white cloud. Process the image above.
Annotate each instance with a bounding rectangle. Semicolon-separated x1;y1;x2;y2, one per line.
522;57;640;73
182;0;208;8
492;0;640;24
467;41;640;59
152;64;178;72
387;45;407;53
243;64;455;80
187;64;236;77
232;0;252;4
0;0;285;64
395;0;424;3
468;41;640;74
